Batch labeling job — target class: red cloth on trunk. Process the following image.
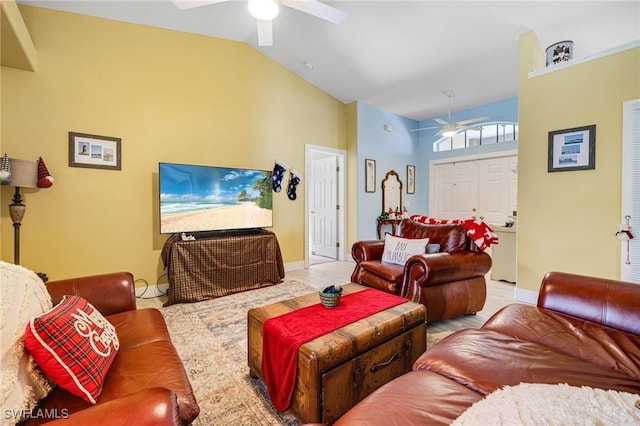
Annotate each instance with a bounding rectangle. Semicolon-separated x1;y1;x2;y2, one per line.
261;288;407;411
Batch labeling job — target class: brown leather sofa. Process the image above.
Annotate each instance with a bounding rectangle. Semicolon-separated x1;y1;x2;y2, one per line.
318;272;640;425
22;272;200;425
351;219;492;323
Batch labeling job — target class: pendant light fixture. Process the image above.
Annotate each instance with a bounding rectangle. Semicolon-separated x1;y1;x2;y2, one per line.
248;0;279;20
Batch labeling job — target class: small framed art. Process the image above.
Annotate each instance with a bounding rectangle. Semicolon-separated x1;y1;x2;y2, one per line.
365;159;376;193
69;132;121;170
406;165;415;194
547;125;595;172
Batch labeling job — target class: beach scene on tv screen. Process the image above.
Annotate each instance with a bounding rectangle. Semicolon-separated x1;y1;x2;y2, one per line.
160;163;273;233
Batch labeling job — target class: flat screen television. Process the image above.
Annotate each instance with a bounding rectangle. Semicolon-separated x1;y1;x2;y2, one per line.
159;162;273;234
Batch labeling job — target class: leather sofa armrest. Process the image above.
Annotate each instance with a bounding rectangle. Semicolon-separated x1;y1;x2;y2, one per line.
400;251;492;296
46;272;136;316
44;388;180;426
351;240;386;282
351;240;386;263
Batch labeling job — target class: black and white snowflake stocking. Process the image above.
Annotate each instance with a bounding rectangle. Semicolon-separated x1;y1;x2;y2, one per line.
272;160;288;192
287;169;302;201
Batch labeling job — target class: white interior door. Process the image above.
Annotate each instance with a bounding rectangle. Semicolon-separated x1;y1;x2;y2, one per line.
310;155;338;259
478;158;506;223
478;156;518;224
621;98;640;283
431;153;517;224
432;161;478;219
432;163;457;218
454;161;478;218
507;157;518;217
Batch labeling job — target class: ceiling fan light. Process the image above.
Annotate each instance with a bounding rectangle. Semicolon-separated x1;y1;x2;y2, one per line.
442;126;457;137
248;0;279;20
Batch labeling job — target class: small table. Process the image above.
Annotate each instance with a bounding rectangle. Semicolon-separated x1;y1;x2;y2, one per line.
247;283;426;424
377;218;403;239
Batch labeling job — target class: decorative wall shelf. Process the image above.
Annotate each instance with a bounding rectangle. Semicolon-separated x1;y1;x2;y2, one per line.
529;40;640;79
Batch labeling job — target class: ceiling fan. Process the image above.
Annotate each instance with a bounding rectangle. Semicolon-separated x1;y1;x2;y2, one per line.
412;90;489;137
170;0;347;47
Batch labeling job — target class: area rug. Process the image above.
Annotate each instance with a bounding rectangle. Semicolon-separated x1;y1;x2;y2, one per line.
160;280;450;425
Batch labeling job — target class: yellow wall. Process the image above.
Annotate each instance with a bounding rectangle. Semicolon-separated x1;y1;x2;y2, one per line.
517;32;640;292
1;6;347;283
345;102;358;249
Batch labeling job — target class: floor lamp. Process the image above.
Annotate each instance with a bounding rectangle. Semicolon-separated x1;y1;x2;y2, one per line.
6;158;38;265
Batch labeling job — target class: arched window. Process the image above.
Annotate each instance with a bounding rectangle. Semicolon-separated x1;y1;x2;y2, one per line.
434;122;518;152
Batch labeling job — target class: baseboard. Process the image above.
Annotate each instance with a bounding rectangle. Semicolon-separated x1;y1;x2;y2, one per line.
514;287;538;305
135;283;169;299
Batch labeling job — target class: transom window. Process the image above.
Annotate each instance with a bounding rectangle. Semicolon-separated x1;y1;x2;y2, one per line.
434;122;518;152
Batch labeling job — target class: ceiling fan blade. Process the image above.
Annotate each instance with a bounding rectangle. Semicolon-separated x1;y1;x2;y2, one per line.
256;19;273;46
458;125;482;131
410;126;442;132
433;118;449;125
456;116;489;126
170;0;229;10
280;0;347;24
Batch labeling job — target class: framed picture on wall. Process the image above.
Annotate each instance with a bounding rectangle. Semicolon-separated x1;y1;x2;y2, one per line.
365;159;376;193
548;125;595;172
407;165;415;194
69;132;121;170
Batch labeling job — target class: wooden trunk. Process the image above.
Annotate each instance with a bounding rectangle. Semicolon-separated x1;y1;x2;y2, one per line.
247;283;426;424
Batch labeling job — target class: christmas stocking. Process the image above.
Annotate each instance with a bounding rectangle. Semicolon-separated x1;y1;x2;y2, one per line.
272;160;288;192
287;169;302;201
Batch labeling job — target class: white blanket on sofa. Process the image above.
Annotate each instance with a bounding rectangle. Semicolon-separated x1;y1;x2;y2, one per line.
0;262;53;425
453;383;640;426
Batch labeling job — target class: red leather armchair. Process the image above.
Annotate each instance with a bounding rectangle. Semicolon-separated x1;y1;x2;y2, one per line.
351;219;492;323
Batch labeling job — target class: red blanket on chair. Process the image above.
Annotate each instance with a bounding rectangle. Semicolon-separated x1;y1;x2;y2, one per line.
410;214;499;251
261;288;406;412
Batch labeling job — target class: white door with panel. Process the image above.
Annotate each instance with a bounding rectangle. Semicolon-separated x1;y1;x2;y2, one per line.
432;161;479;219
478;156;518;224
621;98;640;283
310;155;338;259
431;155;517;224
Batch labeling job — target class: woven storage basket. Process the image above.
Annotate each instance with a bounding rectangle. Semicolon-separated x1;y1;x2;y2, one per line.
319;291;342;308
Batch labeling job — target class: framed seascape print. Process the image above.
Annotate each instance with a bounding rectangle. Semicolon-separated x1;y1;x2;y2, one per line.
548;125;595;172
406;165;415;194
69;132;121;170
365;159;376;193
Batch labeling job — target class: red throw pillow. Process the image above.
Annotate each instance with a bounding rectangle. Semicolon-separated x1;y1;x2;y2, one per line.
24;295;119;403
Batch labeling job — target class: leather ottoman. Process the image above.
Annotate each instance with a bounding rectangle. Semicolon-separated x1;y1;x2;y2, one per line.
247;283;426;424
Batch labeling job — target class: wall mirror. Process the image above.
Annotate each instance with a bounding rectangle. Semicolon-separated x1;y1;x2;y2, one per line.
382;170;403;214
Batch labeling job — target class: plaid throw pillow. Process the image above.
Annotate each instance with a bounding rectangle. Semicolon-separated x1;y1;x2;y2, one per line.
24;295;119;404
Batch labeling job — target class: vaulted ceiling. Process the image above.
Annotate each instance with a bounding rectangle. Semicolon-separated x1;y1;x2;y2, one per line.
16;1;640;120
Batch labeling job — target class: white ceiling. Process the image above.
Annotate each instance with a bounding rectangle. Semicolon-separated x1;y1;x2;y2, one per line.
18;1;640;121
